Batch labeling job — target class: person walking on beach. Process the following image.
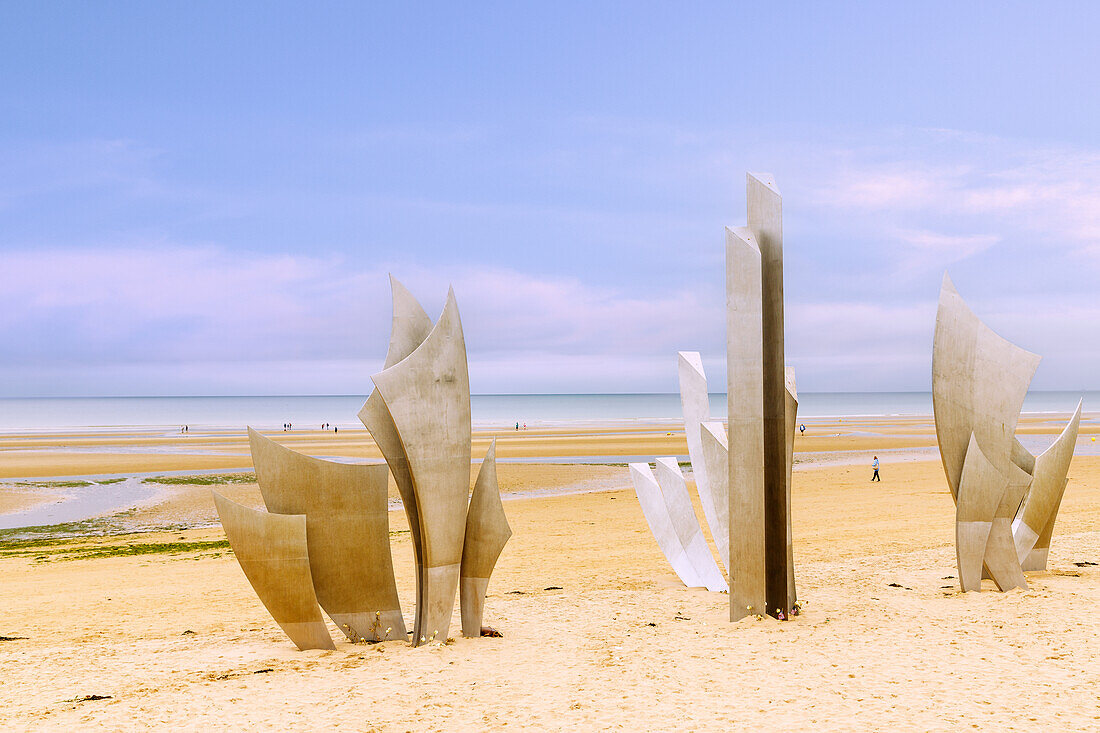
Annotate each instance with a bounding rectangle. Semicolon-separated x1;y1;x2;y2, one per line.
871;456;880;482
799;423;805;436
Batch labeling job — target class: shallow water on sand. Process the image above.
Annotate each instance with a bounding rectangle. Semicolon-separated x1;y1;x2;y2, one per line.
0;478;161;530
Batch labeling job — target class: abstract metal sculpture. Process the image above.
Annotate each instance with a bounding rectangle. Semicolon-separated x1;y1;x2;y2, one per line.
215;276;511;650
653;458;728;592
933;273;1081;591
1015;401;1082;570
248;428;407;642
783;367;798;603
627;451;727;591
212;492;335;651
629;462;706;588
727;173;798;620
632;173;800;619
460;440;512;637
371;288;472;645
698;420;730;570
954;434;1010;591
677;352;727;572
358;275;433;599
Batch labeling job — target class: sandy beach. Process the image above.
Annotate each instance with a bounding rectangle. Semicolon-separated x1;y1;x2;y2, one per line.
11;3;1100;729
2;416;1100;729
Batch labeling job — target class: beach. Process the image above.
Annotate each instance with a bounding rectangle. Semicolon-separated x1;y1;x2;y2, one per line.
2;414;1100;729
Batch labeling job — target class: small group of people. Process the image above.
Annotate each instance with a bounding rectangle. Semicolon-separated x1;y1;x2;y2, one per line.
179;425;189;433
514;422;527;430
283;421;340;432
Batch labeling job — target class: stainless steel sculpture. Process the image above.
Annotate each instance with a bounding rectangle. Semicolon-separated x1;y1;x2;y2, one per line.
677;352;728;572
215;276;510;649
371;287;472;645
248;428;407;642
933;273;1081;591
212;492;335;651
358;275;433;596
629;462;705;588
653;457;728;592
1015;401;1082;570
727;173;798;620
460;440;512;637
699;420;730;570
633;173;800;619
783;367;798;604
954;434;1010;591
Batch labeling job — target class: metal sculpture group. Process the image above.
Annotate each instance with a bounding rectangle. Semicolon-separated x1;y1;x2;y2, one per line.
630;174;1084;612
630;172;799;621
933;273;1081;592
214;175;1086;650
215;278;511;649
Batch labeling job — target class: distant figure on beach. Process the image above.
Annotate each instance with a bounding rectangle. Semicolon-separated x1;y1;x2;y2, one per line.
516;422;519;430
799;423;805;436
871;456;880;482
334;426;338;433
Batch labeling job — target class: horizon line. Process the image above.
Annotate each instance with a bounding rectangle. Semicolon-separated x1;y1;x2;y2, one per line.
0;389;1095;400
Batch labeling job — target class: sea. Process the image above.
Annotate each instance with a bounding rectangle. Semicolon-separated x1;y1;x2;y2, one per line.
0;392;1094;433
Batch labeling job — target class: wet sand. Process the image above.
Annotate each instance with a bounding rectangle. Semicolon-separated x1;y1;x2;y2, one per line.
0;487;52;515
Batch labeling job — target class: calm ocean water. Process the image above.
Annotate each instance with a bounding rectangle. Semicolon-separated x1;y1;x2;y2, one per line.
0;392;1093;432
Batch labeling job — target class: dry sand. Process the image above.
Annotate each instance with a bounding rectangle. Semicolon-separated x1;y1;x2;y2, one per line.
1;419;1100;729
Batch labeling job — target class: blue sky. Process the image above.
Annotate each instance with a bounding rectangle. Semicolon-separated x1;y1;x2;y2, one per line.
2;2;1099;395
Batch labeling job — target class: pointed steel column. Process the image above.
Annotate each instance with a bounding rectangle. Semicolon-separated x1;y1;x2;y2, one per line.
727;172;796;620
372;289;472;645
460;440;513;637
358;275;433;628
726;222;766;620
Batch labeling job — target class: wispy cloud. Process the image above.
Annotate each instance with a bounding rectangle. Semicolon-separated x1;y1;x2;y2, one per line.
796;129;1100;262
894;229;999;256
3;126;1099;395
891;228;1001;272
0;245;720;394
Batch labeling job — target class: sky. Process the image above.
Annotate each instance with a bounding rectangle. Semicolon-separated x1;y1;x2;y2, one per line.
1;2;1099;396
